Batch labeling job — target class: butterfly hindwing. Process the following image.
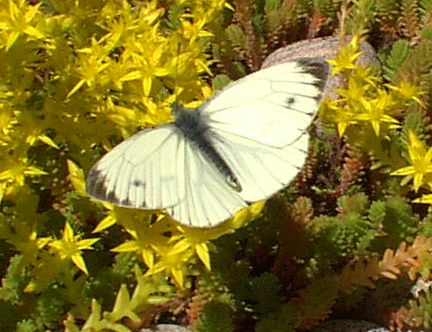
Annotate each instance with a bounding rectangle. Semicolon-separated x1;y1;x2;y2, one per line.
168;138;247;227
86;125;246;227
209;129;310;202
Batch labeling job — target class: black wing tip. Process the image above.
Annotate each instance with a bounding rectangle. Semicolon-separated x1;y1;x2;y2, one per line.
296;57;329;87
86;167;104;197
86;167;119;204
86;167;147;208
296;57;330;103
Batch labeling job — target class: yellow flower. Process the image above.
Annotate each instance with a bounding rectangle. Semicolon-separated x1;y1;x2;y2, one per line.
145;248;193;288
0;0;44;50
356;91;399;136
387;81;425;107
0;158;47;186
327;34;362;75
391;131;432;191
67;38;111;98
111;213;177;269
413;194;432;204
50;223;99;274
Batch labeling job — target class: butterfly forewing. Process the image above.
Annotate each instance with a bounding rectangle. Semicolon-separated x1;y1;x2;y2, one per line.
200;58;328;148
87;126;182;209
200;58;328;203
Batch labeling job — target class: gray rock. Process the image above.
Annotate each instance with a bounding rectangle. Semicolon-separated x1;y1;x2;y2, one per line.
140;324;191;332
261;36;379;100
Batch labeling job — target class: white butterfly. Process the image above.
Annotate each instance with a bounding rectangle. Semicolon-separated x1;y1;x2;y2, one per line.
87;58;329;227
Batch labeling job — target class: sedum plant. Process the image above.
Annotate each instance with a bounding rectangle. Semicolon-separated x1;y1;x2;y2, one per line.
1;0;432;331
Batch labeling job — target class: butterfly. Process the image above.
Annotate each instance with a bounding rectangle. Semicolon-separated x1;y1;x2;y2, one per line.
87;57;329;227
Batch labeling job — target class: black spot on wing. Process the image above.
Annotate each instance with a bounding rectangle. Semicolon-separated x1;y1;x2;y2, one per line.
120;197;132;206
285;96;316;116
286;96;295;106
133;179;143;187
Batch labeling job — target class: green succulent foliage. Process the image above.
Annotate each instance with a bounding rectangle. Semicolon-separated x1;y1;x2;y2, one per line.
407;291;432;328
226;24;248;50
310;194;422;260
346;0;376;33
419;208;432;237
16;320;38;332
0;255;28;305
255;276;338;332
248;272;284;316
192;302;235;332
3;0;432;331
380;196;419;244
382;39;411;82
310;193;378;261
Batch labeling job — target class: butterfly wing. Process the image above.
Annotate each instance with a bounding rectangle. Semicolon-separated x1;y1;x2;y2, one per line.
209;129;310;202
200;58;328;148
202;58;328;201
87;126;181;209
86;125;246;227
166;138;247;227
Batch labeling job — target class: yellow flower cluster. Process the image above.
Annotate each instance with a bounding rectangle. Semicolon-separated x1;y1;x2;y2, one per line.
0;0;240;291
323;35;432;209
323;35;423;138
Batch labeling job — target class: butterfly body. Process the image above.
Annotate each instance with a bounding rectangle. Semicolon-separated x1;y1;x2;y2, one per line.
173;103;241;191
87;58;329;227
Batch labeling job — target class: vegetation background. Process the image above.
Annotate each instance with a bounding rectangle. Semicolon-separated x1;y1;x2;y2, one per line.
0;0;432;331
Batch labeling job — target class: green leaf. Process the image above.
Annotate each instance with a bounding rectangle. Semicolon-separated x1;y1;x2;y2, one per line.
383;39;411;82
193;302;235;332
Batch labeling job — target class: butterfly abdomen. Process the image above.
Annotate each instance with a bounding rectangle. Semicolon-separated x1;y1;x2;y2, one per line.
173;104;242;191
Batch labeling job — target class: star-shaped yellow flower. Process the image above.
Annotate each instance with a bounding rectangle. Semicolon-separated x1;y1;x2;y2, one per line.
391;131;432;192
50;223;99;274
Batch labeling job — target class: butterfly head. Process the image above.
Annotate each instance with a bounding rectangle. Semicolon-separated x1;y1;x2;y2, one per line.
172;102;202;128
171;102;183;117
